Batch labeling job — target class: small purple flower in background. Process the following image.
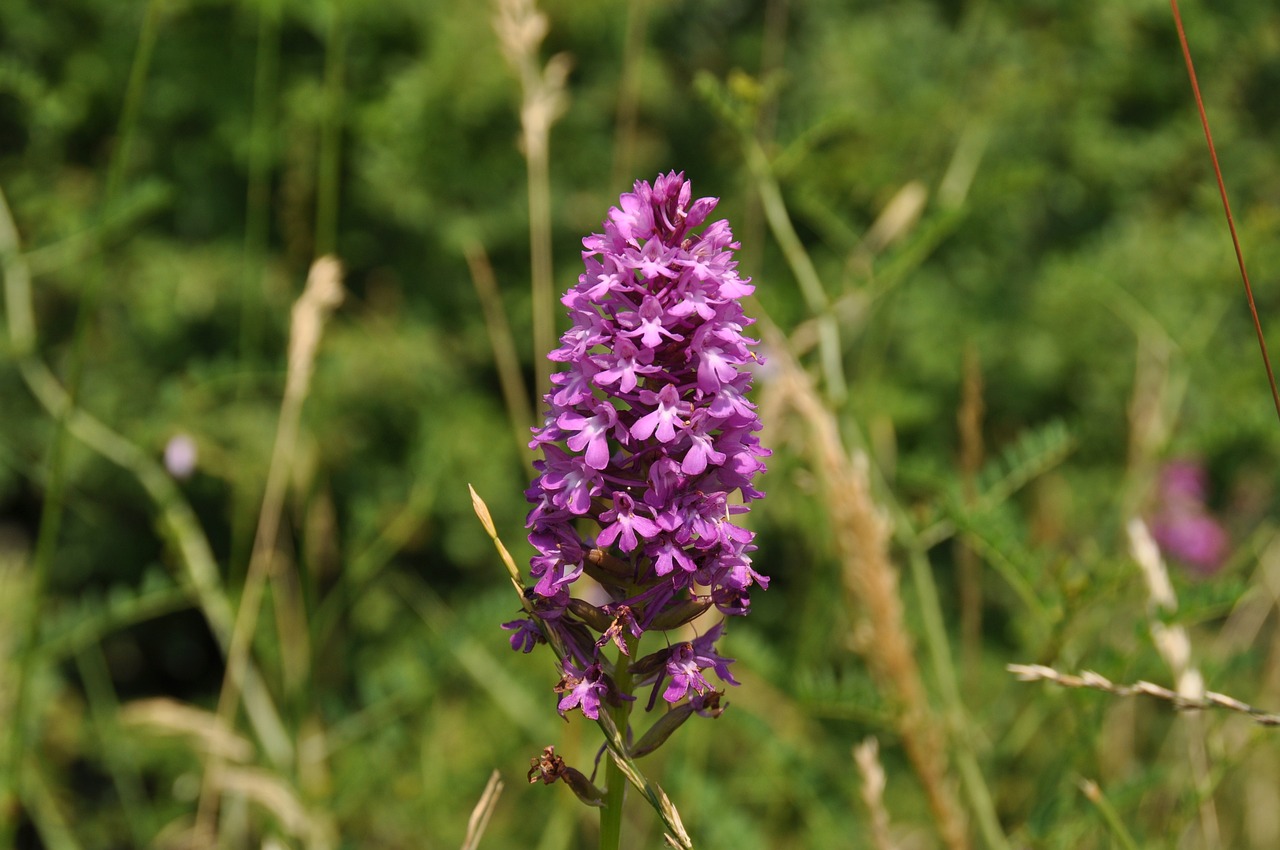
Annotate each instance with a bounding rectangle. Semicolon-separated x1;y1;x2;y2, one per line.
508;171;769;728
1159;459;1209;505
1149;459;1228;574
164;434;198;479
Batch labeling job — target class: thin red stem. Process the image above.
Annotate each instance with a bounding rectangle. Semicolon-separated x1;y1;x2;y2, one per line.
1170;0;1280;427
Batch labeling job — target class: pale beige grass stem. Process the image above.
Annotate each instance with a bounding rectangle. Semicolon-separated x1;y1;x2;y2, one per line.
1006;663;1280;726
461;770;504;850
767;336;969;850
195;257;344;845
609;0;650;188
120;698;255;762
1122;323;1219;848
1128;517;1220;850
853;737;898;850
494;0;570;398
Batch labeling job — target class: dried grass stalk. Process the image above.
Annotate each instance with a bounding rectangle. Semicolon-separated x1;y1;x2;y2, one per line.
120;698;254;763
493;0;570;399
196;256;345;843
1007;664;1280;726
854;737;897;850
769;340;969;850
1128;517;1220;849
460;771;504;850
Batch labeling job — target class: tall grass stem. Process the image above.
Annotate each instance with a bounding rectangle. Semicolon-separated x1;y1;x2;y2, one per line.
461;771;505;850
195;257;344;840
493;0;569;402
0;182;292;844
315;0;346;258
766;331;971;850
743;140;847;403
609;0;649;188
0;1;162;837
240;0;282;367
465;240;535;470
525;101;556;404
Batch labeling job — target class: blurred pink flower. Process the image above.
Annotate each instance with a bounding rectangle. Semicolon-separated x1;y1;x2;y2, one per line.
1150;512;1227;574
1159;459;1208;505
164;434;198;479
1148;459;1228;574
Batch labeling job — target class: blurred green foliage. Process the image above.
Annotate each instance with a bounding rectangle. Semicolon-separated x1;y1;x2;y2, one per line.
3;0;1280;847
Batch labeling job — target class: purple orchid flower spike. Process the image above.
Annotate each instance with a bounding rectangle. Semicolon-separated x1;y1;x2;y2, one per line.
502;173;768;849
508;172;770;751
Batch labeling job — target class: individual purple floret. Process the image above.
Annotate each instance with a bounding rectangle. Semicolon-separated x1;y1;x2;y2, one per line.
508;172;769;723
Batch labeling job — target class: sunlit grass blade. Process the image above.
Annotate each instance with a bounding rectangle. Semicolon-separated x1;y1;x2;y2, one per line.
469;484;525;595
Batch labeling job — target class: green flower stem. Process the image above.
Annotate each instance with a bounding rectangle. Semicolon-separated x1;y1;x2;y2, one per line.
600;635;639;850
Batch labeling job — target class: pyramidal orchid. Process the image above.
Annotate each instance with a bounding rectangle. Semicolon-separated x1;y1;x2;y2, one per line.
503;172;769;844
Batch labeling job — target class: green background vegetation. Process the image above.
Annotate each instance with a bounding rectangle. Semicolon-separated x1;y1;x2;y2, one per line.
3;0;1280;847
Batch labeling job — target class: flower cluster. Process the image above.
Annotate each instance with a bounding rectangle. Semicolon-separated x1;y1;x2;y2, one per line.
504;172;769;722
1149;459;1228;574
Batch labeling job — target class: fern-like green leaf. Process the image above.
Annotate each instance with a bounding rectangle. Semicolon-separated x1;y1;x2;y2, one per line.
974;419;1075;513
